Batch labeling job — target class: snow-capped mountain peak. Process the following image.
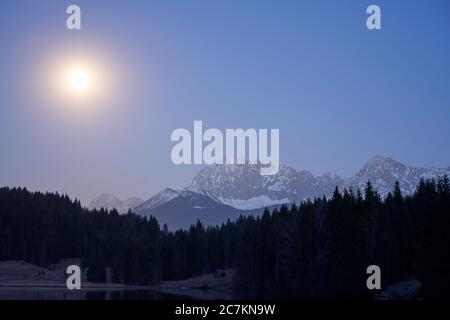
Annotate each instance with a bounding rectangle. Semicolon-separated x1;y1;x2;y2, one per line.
186;162;299;208
134;188;180;212
347;154;448;197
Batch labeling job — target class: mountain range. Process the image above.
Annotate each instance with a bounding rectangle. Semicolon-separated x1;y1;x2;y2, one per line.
90;155;450;229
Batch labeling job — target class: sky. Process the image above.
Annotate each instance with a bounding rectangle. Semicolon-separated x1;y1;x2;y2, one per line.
1;0;450;205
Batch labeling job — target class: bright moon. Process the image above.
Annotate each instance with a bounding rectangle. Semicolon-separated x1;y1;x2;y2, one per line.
46;53;115;110
66;67;93;93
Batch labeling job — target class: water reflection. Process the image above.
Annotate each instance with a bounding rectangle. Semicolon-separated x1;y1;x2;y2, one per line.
0;289;191;300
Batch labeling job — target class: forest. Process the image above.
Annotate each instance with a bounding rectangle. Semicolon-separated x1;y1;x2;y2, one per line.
0;175;449;299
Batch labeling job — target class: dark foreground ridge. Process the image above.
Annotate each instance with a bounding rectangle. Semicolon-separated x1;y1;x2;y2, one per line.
1;175;449;299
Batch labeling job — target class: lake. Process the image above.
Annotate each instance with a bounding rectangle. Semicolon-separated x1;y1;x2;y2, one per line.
0;288;191;300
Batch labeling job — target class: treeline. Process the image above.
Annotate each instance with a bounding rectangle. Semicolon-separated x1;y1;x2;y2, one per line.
0;189;161;285
232;177;450;299
0;187;230;285
0;176;449;298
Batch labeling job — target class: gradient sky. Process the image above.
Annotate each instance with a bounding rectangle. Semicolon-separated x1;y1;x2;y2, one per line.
1;0;450;205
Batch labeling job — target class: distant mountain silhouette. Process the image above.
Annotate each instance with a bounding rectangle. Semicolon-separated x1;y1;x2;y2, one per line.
89;193;143;214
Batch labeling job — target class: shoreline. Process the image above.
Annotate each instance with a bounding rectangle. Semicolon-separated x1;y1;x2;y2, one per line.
0;269;235;299
0;282;153;291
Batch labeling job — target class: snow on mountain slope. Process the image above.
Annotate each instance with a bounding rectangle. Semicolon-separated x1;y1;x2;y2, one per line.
349;155;450;197
134;188;180;212
186;155;450;207
187;163;300;205
219;195;290;210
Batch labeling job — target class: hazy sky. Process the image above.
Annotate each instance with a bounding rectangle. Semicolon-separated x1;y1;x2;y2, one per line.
1;0;450;205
